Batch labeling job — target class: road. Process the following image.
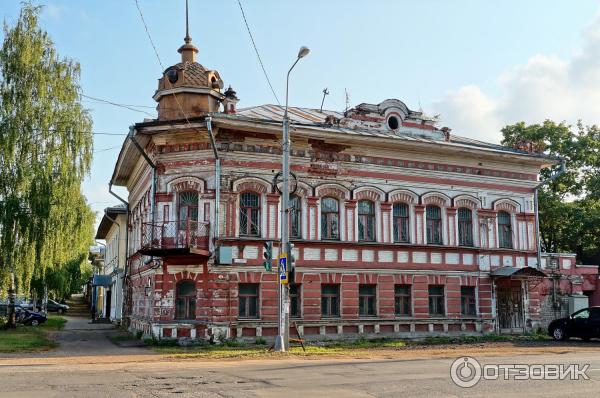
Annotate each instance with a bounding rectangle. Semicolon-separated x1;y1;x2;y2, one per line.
1;317;600;397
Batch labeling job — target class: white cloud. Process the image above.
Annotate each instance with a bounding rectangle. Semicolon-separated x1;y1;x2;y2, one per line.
432;13;600;143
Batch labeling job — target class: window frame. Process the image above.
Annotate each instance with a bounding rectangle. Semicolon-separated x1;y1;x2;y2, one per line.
358;200;376;242
321;284;340;318
497;211;513;249
289;194;302;239
359;284;377;317
460;286;477;316
175;280;196;320
289;283;301;318
458;207;474;247
239;192;261;237
394;284;412;316
393;203;410;243
428;285;445;316
238;283;259;319
426;205;443;245
177;191;199;231
320;197;340;240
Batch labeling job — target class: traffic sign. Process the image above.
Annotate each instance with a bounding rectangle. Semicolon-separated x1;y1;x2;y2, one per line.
278;253;288;284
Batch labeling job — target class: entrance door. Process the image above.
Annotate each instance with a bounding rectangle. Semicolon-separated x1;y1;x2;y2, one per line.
105;290;112;319
497;285;524;333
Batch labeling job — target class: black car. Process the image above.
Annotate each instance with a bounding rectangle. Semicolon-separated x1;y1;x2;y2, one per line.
548;306;600;341
46;299;69;314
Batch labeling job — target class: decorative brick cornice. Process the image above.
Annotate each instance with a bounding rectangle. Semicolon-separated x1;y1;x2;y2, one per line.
446;207;458;215
345;199;358;209
414;204;425;213
266;193;280;204
307;196;319;206
380;202;393;211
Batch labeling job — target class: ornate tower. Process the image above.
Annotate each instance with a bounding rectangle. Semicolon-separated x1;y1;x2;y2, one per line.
153;0;224;120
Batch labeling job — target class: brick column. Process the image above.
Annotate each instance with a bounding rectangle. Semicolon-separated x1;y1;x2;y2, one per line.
306;196;319;240
345;199;357;242
414;204;426;245
266;193;280;239
446;207;457;246
380;202;392;243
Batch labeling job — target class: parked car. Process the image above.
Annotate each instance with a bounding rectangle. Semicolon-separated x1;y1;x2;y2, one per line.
46;299;69;314
19;309;47;326
548;307;600;341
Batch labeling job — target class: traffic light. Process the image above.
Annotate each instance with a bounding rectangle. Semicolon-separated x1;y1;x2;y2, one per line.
287;242;295;283
263;241;273;271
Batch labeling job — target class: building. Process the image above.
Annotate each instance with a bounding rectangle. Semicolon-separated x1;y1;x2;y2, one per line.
109;22;599;341
94;205;128;323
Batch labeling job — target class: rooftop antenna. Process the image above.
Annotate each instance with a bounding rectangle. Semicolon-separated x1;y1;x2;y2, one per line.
185;0;191;43
344;88;350;113
320;88;329;112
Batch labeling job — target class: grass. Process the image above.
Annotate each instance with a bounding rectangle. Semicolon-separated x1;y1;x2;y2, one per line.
150;333;552;360
0;315;66;353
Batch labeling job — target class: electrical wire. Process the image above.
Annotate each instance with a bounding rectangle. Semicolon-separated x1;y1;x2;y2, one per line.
81;94;156;117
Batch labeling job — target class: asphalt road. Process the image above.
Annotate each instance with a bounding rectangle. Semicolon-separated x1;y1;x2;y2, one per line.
2;317;600;397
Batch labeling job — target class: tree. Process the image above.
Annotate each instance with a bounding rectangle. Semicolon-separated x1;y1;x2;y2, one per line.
0;3;93;326
501;120;600;264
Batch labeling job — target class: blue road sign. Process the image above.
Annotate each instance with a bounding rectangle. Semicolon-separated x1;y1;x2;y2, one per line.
278;254;288;284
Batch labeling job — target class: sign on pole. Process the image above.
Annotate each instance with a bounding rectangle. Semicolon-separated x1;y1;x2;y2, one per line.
278;253;288;284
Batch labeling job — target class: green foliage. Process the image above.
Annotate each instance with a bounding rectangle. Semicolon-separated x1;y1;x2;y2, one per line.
0;3;94;295
502;120;600;264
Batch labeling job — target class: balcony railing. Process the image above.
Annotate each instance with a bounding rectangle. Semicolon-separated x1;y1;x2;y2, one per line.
141;220;210;253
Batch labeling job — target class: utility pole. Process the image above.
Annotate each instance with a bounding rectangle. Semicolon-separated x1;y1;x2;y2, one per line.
275;46;310;352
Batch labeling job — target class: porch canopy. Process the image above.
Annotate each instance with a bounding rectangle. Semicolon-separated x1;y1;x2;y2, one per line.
490;266;547;279
92;275;112;287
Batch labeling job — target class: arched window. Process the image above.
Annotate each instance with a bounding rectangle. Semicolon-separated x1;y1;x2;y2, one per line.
498;211;513;249
426;205;442;245
358;200;375;241
393;203;410;243
458;208;473;246
289;194;301;239
178;191;198;230
321;197;339;240
175;280;196;319
240;192;260;236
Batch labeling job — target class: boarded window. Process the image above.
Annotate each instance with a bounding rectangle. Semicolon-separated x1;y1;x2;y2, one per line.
394;284;411;316
175;280;196;319
358;200;376;241
426;205;442;245
321;284;340;317
321;197;339;240
359;285;376;316
461;286;477;316
458;208;474;246
238;283;259;318
428;285;445;315
240;192;260;236
498;211;513;248
393;203;410;243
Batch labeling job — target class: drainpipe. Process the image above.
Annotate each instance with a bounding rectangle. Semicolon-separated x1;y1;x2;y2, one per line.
535;159;566;269
206;116;220;252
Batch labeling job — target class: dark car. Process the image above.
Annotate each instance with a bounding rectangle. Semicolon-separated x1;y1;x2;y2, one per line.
46;299;69;314
548;307;600;341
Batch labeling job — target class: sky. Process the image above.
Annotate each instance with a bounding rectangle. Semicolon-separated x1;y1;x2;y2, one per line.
2;0;600;228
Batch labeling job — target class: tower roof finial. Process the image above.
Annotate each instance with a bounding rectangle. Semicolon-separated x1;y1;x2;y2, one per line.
185;0;191;44
178;0;198;62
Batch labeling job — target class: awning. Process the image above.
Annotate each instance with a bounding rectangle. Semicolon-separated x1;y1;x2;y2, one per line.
490;266;547;278
92;275;112;287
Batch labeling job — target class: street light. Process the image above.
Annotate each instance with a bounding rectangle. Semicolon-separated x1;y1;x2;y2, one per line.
275;46;310;352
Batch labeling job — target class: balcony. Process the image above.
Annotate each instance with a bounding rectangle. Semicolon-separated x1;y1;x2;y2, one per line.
140;220;210;257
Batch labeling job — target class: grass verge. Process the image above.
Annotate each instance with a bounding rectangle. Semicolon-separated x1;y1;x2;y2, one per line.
0;315;66;353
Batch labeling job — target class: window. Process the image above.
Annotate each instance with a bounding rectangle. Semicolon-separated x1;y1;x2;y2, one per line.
358;200;376;241
461;286;476;316
395;284;411;316
393;203;410;243
359;285;376;316
458;208;473;246
498;211;513;249
240;192;260;236
178;191;198;230
426;205;443;245
290;284;301;318
321;284;340;317
572;308;590;319
289;195;302;239
238;283;259;318
321;197;339;240
428;286;445;316
387;115;400;130
175;280;196;319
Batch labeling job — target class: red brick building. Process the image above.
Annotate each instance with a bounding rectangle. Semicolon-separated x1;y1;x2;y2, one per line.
109;28;599;342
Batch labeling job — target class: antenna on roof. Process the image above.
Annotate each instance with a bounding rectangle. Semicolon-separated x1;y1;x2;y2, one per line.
320;88;329;112
344;88;350;113
184;0;191;43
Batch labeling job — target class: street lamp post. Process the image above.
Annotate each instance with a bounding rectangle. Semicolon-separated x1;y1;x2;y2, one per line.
274;46;310;352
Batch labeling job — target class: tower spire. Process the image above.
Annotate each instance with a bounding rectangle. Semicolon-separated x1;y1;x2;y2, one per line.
178;0;198;63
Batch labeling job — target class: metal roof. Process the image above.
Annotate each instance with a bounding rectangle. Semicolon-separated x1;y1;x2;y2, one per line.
490;266;547;278
95;205;127;240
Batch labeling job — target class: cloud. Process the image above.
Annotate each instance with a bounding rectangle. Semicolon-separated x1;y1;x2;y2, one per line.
432;13;600;143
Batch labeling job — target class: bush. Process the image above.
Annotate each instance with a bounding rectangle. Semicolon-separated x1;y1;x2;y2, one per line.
0;316;7;330
254;337;267;345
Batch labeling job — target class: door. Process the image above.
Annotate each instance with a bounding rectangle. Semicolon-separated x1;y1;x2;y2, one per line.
589;308;600;337
497;285;524;333
105;290;112;319
569;308;591;338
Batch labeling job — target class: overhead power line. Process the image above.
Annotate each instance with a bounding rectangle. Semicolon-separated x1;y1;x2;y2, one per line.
81;94;156;117
236;0;281;106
